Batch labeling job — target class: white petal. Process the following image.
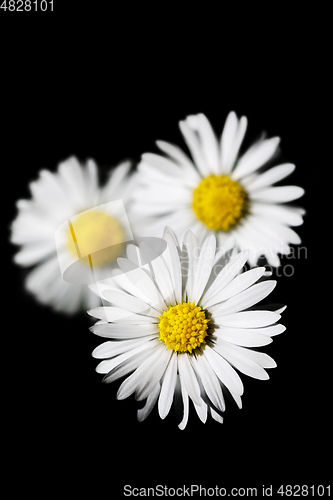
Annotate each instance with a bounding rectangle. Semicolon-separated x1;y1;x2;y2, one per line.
144;246;175;305
187;113;220;174
213;340;269;380
213;327;272;347
229;392;242;409
178;375;189;430
84;287;102;310
11;211;55;244
58;157;87;210
142;153;188;180
204;267;266;307
246;163;295;191
126;244;143;266
183;230;200;300
102;289;159;316
136;208;196;241
225;116;248;173
96;340;156;375
133;184;191;204
203;345;244;396
190;234;216;303
264;220;301;245
100;161;132;202
30;168;73;216
232;219;290;263
190;219;211;247
156;140;200;178
200;250;249;308
90;322;158;339
158;352;177;419
214;311;281;328
137;383;161;422
117;258;164;309
239;347;277;368
250;203;304;227
112;271;161;306
135;347;172;401
138;161;196;188
179;119;210;177
133;198;190;216
117;343;167;400
24;257;60;293
232;137;280;180
210;407;224;424
178;354;202;406
250;185;304;203
163;226;180;248
14;241;56;266
92;336;155;359
88;306;157;324
190;354;225;411
220;111;238;172
84;159;99;205
101;346;153;382
221;113;248;173
230;227;263;267
162;228;183;304
245;214;301;248
275;306;287;315
89;278;120;299
250;324;285;337
214;339;276;377
193;398;208;423
209;280;276;316
212;237;236;265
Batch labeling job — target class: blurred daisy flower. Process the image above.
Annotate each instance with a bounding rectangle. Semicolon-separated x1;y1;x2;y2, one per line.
132;112;305;267
11;157;136;314
89;228;285;428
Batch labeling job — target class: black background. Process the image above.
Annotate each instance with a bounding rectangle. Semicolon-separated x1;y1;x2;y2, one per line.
3;6;329;497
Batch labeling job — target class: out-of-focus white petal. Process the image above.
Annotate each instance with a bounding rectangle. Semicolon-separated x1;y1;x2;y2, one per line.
221;112;248;173
232;137;280;180
179;119;210;177
246;163;295;192
250;185;305;203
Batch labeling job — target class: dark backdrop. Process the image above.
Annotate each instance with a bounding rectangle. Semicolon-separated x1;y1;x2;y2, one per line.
3;8;327;498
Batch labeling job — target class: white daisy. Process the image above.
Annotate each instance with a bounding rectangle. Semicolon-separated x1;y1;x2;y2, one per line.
132;111;305;267
11;156;136;314
89;228;285;429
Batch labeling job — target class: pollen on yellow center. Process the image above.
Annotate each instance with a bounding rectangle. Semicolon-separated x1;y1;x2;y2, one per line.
66;210;124;267
192;174;247;231
158;302;209;353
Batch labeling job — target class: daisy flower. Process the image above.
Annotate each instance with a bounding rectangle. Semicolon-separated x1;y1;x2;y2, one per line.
11;157;136;314
132;111;305;266
89;228;285;428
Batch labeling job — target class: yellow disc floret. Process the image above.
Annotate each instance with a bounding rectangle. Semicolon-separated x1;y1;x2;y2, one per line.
67;210;124;267
158;302;209;353
192;174;247;231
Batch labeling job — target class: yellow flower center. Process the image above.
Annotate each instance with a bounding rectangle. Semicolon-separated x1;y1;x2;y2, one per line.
192;174;247;231
158;302;209;353
66;210;124;267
